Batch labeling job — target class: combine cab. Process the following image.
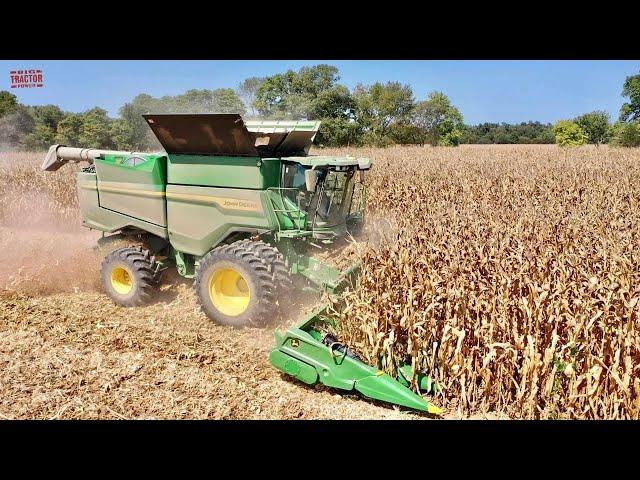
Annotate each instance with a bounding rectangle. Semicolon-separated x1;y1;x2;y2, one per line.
42;113;441;414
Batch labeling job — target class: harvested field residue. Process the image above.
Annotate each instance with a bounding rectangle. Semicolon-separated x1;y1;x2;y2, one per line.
0;286;422;419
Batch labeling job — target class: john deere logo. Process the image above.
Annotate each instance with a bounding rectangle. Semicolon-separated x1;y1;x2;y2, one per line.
222;199;259;210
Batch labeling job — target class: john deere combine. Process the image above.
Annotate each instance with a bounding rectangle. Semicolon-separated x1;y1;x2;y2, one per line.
42;114;440;414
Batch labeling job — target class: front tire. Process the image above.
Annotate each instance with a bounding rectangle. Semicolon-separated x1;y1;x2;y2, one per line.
195;241;278;327
233;239;294;299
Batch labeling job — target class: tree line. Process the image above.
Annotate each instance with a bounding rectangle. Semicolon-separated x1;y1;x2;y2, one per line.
552;74;640;147
461;121;555;144
0;64;639;151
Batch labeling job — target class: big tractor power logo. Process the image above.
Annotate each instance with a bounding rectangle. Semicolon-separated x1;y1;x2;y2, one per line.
10;69;44;88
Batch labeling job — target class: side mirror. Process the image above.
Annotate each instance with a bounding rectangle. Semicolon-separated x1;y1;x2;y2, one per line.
305;169;319;192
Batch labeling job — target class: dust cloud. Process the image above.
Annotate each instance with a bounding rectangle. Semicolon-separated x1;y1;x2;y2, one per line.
359;214;398;247
0;191;102;295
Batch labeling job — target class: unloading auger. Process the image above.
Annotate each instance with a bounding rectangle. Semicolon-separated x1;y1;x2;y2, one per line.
42;113;441;414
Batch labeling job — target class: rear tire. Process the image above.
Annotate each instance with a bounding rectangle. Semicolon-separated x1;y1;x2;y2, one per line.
195;241;278;327
101;247;159;307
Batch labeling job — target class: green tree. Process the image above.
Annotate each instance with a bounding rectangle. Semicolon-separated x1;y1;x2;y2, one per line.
0;91;18;117
388;122;422;145
553;120;587;147
620;73;640;122
460;122;554;144
316;117;362;147
22;105;67;149
575;111;610;145
609;121;640;147
439;128;463;147
535;124;556;144
110;118;137;150
22;123;55;150
353;81;415;145
0;105;35;148
118;94;158;150
254;72;294;118
77;108;114;148
312;85;356;120
169;88;246;114
412;91;464;146
30;105;65;129
211;88;246;114
55;107;115;148
54;113;84;146
237;77;265;117
254;64;342;119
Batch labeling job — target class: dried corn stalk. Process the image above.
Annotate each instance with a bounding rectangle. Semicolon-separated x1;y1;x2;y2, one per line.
323;145;640;419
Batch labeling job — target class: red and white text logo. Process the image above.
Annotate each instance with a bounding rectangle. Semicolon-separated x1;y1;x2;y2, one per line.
10;69;44;89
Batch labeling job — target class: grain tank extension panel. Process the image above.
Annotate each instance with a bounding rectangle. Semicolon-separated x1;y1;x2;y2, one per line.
143;114;320;157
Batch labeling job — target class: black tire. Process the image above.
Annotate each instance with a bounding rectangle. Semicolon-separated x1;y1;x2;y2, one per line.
101;247;159;307
233;239;294;298
194;241;278;327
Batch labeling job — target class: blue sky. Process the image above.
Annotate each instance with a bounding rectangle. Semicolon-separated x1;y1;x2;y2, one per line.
2;60;639;125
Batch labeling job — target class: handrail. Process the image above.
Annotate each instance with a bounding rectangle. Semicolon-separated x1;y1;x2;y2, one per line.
266;187;306;232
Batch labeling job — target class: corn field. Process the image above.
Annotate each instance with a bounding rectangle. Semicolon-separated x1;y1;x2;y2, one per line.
2;145;640;419
322;144;640;419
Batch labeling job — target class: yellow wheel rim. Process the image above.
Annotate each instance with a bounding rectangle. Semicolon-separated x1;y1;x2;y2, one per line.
110;266;133;295
209;268;250;317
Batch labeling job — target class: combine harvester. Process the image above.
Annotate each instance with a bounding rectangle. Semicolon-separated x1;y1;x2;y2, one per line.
42;114;441;414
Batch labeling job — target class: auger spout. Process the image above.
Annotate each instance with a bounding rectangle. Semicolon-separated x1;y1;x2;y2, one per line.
41;144;141;171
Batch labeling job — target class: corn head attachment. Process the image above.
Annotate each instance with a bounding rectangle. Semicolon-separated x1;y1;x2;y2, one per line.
269;268;442;415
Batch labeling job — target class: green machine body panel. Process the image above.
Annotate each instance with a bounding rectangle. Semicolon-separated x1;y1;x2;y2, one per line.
77;171;101;225
167;154;280;189
165;183;272;256
76;161;168;239
94;153;167;226
96;152;167;184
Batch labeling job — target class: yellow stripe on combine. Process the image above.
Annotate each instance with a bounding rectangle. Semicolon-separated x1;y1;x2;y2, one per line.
81;183;261;212
94;181;164;198
99;185;165;198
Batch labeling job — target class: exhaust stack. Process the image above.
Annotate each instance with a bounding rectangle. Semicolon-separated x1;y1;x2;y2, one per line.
41;145;137;171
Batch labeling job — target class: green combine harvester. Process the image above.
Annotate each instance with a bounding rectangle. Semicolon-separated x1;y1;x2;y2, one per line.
42;113;441;414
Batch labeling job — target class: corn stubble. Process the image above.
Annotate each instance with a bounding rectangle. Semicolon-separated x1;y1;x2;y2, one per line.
324;145;640;419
